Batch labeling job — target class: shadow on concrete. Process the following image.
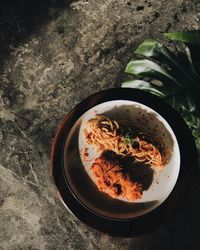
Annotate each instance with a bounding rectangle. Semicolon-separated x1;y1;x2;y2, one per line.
0;0;73;67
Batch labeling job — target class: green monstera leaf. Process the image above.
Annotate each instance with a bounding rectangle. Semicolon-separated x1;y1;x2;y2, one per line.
122;31;200;150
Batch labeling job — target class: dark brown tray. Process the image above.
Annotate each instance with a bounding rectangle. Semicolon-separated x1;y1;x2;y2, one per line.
50;88;198;237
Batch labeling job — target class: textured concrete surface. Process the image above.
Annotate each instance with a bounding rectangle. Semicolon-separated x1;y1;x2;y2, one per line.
0;0;200;249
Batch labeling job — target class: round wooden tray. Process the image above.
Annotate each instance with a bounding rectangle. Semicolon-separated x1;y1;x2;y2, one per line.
51;88;198;237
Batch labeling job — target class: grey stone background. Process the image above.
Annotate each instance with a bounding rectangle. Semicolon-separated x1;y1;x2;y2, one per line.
0;0;200;249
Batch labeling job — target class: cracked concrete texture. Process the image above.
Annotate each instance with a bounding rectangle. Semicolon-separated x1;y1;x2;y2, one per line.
0;0;200;249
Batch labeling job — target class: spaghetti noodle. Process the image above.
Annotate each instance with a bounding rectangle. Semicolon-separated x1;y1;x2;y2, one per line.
84;115;166;169
91;153;142;201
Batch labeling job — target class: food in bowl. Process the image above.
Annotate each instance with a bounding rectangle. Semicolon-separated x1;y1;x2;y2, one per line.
91;150;143;201
82;115;170;201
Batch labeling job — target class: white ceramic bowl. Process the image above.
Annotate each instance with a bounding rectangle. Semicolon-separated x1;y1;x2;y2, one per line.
65;100;180;218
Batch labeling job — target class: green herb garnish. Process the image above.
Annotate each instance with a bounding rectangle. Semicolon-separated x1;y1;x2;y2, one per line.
123;133;139;149
123;134;133;145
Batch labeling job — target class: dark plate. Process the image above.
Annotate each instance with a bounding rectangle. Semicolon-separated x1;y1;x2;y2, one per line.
50;88;198;237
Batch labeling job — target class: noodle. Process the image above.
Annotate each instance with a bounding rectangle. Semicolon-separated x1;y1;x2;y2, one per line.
84;115;166;169
91;154;142;201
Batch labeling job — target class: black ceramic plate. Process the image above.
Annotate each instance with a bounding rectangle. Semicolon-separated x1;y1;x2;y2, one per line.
51;88;198;237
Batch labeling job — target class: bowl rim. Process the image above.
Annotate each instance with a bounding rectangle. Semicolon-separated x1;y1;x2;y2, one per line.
50;88;198;236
